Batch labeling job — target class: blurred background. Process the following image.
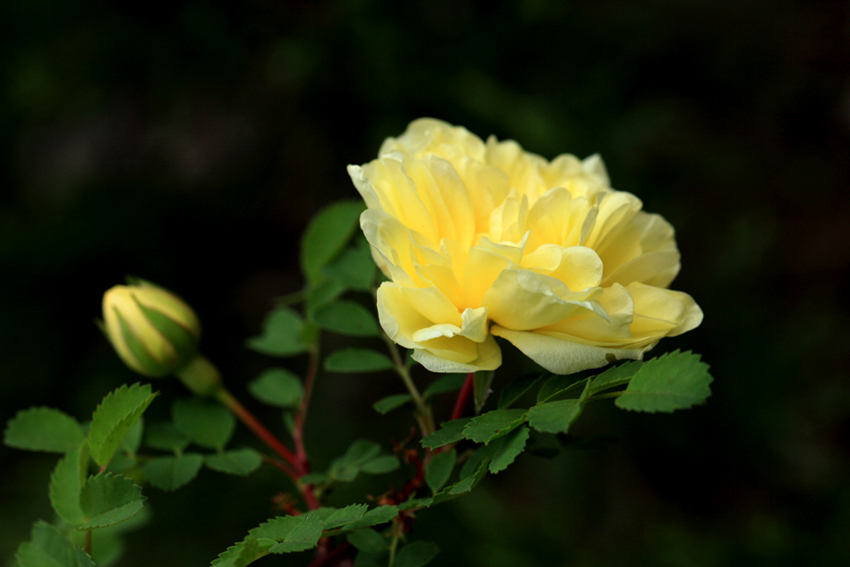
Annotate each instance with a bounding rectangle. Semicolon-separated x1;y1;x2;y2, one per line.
2;0;849;565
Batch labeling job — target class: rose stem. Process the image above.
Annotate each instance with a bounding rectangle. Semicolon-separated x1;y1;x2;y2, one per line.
381;332;435;436
450;372;475;420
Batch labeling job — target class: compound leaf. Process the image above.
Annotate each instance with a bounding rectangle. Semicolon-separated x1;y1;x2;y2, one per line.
615;351;712;413
79;473;145;529
5;407;84;453
88;383;157;467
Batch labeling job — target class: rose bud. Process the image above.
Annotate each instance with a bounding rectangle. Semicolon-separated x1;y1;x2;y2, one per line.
100;278;202;378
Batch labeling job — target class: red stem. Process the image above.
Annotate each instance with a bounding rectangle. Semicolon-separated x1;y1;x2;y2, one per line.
218;389;302;470
450;372;475;421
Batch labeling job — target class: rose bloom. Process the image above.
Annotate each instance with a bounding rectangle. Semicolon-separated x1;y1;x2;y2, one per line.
348;119;702;374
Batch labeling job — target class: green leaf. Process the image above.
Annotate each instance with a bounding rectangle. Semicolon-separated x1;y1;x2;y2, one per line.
143;421;190;452
79;472;146;529
589;360;643;394
4;407;84;453
421;418;472;449
422;374;467;399
313;301;380;337
204;449;263;476
306;279;348;314
527;379;592;434
322;237;376;291
372;394;412;415
249;516;302;540
246;307;312;357
462;409;527;444
498;372;546;409
425;449;456;493
344;505;399;531
472;371;494;414
615;351;713;413
360;455;400;474
88;383;158;467
248;368;303;408
325;348;394;373
49;443;89;525
268;516;324;553
301;200;365;283
344;439;381;465
143;454;204;491
323;504;368;530
119;417;144;456
459;447;488;479
486;425;530;474
394;541;440;567
15;521;95;567
211;536;272;567
346;528;386;553
172;398;235;450
537;375;585;403
299;472;328;485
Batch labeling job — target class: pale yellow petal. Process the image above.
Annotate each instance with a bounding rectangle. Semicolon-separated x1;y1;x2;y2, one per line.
412;334;501;373
491;326;650;375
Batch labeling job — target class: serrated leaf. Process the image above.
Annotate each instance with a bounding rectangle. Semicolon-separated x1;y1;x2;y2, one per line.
172;398;235;450
372;394;412;415
344;505;399;531
462;409;527;444
472;371;494;414
204;449;263;476
323;504;368;530
249;516;302;540
615;351;713;413
589;360;643;394
268;516;324;553
422;373;467;400
425;450;456;493
246;307;312;357
537;375;585;403
49;443;89;525
314;301;380;337
498;372;546;409
527;379;592;434
394;541;440;567
459;447;488;479
324;349;394;373
420;418;472;449
88;383;157;467
144;421;190;452
322;237;376;291
15;521;95;567
360;455;399;474
4;407;84;453
248;368;303;408
79;473;145;529
211;535;272;567
346;528;386;553
487;426;530;474
143;454;204;491
301;200;365;283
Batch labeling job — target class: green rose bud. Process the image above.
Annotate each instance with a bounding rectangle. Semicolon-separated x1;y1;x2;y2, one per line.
101;278;202;378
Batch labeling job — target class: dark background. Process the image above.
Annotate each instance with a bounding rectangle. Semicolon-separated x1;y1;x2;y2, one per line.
2;1;849;566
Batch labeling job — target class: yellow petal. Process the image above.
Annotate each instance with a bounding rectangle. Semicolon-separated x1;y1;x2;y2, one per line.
491;326;650;375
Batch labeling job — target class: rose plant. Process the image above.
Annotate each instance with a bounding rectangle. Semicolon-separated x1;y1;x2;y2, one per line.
4;120;711;567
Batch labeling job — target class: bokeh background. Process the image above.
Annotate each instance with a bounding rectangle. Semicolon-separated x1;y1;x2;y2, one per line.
2;0;849;565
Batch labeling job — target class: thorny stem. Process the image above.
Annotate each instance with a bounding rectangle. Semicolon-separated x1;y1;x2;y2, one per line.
381;332;435;437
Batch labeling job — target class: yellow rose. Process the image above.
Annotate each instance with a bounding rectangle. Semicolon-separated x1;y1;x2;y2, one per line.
348;119;703;374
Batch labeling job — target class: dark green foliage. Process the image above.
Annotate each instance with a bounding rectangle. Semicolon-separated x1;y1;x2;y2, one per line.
172;398;235;450
425;449;456;493
88;384;158;467
4;407;84;453
144;454;205;490
14;521;95;567
313;301;381;337
324;349;394;373
204;449;263;476
394;541;440;567
79;473;146;529
246;307;313;357
421;418;472;449
372;393;412;414
248;368;303;408
300;200;365;284
615;351;712;412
